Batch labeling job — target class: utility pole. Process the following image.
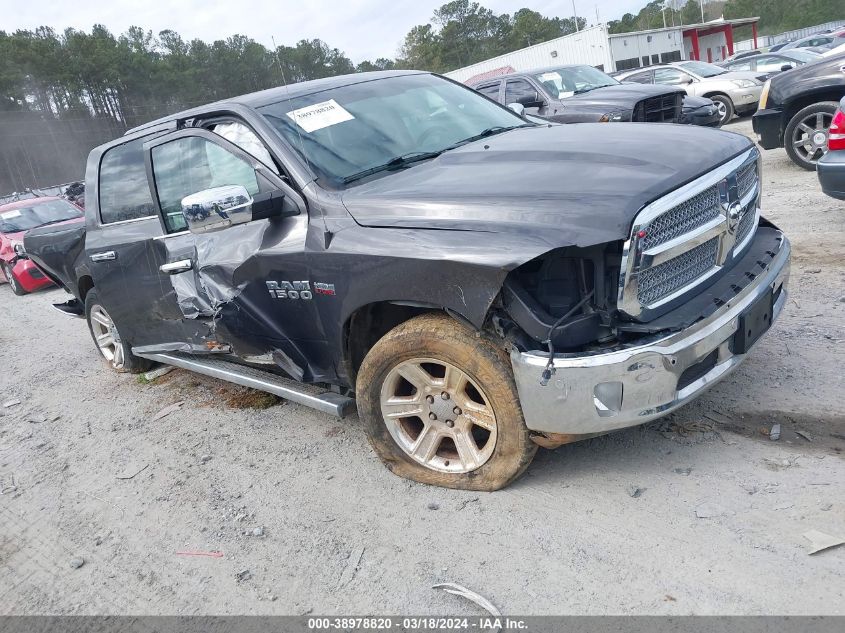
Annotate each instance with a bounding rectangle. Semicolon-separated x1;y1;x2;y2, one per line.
572;0;580;31
700;0;706;23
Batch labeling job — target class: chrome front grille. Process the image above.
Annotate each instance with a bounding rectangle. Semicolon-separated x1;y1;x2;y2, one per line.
737;161;757;200
639;186;720;250
637;237;719;305
618;148;761;319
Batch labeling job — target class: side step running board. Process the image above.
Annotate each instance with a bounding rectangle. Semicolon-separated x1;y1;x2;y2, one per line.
133;351;356;418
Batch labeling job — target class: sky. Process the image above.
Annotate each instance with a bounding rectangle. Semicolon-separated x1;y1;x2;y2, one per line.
5;0;649;63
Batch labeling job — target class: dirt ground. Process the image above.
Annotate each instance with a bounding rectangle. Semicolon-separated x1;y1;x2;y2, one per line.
1;117;843;616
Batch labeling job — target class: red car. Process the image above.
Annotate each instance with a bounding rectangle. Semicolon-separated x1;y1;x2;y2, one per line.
0;197;84;295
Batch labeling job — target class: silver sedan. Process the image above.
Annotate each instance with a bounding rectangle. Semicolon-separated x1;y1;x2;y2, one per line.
615;60;764;125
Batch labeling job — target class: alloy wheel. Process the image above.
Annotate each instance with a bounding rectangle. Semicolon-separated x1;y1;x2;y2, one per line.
379;358;498;474
3;264;19;294
791;111;833;164
89;304;125;369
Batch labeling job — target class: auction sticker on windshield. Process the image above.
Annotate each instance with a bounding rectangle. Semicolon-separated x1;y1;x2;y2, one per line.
286;99;355;133
1;210;21;219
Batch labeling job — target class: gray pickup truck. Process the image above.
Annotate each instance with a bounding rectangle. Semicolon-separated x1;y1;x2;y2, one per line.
24;70;790;490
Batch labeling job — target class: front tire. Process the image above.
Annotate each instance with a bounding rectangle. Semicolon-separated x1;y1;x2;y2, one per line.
2;262;27;296
84;289;151;373
356;313;537;491
784;102;837;171
710;94;734;126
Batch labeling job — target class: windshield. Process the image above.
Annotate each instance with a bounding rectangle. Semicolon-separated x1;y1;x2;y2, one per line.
259;73;531;185
0;199;82;233
782;50;820;63
530;66;618;98
679;61;727;77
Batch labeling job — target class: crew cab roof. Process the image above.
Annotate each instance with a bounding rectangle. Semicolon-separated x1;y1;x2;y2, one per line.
468;65;589;85
125;70;426;135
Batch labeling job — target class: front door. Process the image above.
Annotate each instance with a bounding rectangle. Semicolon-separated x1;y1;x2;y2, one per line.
142;126;317;370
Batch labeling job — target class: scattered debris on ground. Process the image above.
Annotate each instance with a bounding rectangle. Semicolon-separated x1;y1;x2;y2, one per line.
141;366;175;382
802;530;845;555
152;401;184;421
433;582;501;620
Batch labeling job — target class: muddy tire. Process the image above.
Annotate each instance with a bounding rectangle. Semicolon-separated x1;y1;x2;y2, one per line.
2;262;27;296
84;289;151;374
356;313;537;491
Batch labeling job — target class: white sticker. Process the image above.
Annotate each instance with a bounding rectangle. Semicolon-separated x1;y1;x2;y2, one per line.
1;210;21;219
538;72;560;82
286;99;355;133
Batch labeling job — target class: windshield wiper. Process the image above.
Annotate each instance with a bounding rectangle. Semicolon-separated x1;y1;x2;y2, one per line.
342;151;444;184
450;124;528;148
574;85;614;94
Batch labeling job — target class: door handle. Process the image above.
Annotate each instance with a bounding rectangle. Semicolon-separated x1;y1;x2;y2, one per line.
159;259;193;274
90;251;116;262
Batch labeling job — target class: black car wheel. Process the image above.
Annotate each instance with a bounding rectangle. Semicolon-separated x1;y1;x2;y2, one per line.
710;95;734;126
2;262;26;296
784;102;838;171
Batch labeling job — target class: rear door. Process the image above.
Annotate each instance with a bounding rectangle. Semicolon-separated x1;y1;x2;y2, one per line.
87;132;194;349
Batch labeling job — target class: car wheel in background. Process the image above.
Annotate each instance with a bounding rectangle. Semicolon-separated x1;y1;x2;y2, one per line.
710;95;734;126
2;262;27;296
84;289;151;373
785;102;838;170
356;313;537;491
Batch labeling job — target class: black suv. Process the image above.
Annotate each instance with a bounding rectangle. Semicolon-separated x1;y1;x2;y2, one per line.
469;65;685;124
753;52;845;169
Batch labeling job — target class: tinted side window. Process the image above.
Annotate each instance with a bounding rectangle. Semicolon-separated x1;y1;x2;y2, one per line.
756;56;787;72
505;79;537;105
728;60;753;71
625;71;653;84
151;136;260;233
99;137;156;224
654;68;690;85
476;83;501;101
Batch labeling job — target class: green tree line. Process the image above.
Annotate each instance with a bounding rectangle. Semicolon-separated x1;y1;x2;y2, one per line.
609;0;842;35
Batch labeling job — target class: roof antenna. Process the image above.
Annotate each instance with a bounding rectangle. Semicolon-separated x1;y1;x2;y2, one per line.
270;36;332;247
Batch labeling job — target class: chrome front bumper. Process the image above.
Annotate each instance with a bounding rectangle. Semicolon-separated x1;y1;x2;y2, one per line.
511;232;790;436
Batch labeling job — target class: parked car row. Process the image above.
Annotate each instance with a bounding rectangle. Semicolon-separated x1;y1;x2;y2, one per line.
0;197;84;295
470;64;722;128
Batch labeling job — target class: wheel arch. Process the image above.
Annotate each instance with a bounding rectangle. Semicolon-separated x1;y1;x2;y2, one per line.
342;301;479;386
784;90;845;123
702;90;732;102
78;275;95;302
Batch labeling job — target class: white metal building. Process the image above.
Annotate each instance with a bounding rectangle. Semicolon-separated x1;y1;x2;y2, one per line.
445;18;760;82
445;25;613;84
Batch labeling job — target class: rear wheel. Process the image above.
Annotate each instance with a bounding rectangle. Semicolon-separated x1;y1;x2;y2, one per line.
2;262;26;296
356;313;537;491
784;102;837;170
84;289;151;373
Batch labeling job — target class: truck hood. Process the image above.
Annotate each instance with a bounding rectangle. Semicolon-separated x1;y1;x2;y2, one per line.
341;123;752;247
555;83;683;111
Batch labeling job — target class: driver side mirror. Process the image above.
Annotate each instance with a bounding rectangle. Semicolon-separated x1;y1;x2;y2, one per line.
181;185;254;234
507;103;526;115
517;92;544;108
781;64;794;72
181;185;295;234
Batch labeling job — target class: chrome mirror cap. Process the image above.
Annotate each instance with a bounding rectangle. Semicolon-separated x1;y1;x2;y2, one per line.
181;185;253;234
507;102;525;115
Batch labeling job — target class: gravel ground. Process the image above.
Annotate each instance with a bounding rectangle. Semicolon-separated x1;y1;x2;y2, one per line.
1;117;843;616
